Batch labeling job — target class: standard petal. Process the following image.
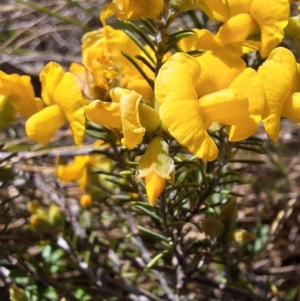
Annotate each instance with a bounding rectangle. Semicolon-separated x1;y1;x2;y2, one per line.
282;93;300;123
54;72;86;121
215;14;259;46
179;29;219;52
39;62;65;106
230;67;265;116
25;105;67;145
258;47;297;142
155;53;200;104
250;0;290;57
195;49;245;96
159;100;218;161
226;67;264;140
206;0;230;21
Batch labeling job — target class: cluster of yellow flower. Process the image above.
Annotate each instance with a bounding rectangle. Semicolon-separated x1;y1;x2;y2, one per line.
1;0;300;206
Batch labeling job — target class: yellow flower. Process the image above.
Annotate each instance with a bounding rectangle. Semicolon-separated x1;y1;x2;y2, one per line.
56;141;113;191
136;137;175;206
155;51;261;160
171;0;214;19
100;0;164;25
207;0;290;57
80;194;92;207
82;26;154;100
25;62;87;145
193;48;264;141
84;88;160;150
258;47;298;142
179;20;261;57
0;71;43;129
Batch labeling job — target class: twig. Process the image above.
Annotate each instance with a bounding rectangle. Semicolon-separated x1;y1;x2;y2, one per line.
190;275;269;301
0;245;80;301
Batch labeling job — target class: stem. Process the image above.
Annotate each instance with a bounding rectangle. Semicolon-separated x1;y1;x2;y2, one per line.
155;0;172;75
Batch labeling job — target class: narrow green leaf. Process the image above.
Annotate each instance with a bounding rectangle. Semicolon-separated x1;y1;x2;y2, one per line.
228;159;265;164
124;22;156;51
137;226;168;243
166;30;195;52
233;145;264;154
122;52;154;89
132;204;162;221
135;55;156;73
124;30;155;63
167;183;200;191
146;250;169;269
140;18;157;35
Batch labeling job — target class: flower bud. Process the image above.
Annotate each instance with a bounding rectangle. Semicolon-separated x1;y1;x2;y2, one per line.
225;229;255;246
136;137;175;206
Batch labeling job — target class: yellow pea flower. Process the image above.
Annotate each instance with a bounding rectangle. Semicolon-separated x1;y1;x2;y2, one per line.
84;88;161;150
179;26;261;58
82;26;154;100
56;155;91;190
258;47;299;142
136;137;175;206
171;0;214;20
25;62;87;145
56;142;114;192
207;0;290;58
155;51;258;160
0;71;43;129
100;0;164;25
194;48;265;141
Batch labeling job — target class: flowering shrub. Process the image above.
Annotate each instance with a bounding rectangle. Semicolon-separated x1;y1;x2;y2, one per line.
1;0;300;300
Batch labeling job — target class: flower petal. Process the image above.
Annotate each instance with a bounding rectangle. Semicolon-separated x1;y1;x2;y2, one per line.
258;47;297;142
54;72;86;120
250;0;290;57
70;108;86;145
226;67;264;140
39;62;65;106
282;93;300;123
207;0;230;21
25;105;67;145
159;100;218;161
155;52;200;104
216;14;259;46
100;0;164;24
136;137;174;180
145;171;165;206
200;88;249;129
0;72;43;118
84;100;122;129
111;88;145;150
195;49;245;96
